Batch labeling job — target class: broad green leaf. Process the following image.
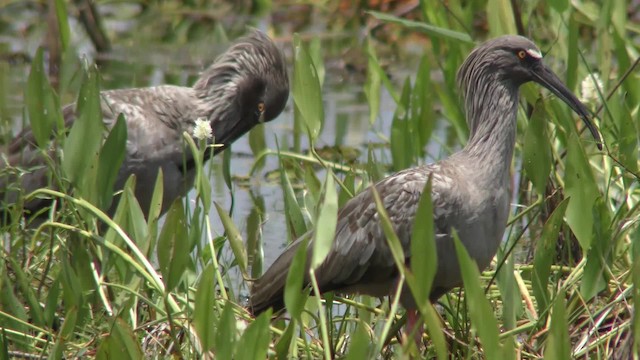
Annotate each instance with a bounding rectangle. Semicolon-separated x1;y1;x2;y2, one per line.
235;310;271;359
409;177;436;309
96;114;127;210
345;321;372;360
96;318;143;360
581;198;611;300
215;202;247;275
311;171;338;269
453;232;502;359
25;48;61;149
543;290;570;360
284;233;311;319
308;37;325;88
215;302;236;360
293;33;323;141
157;200;189;291
193;264;216;351
563;132;598;250
275;320;296;359
523;100;552;196
532;198;569;315
367;11;472;43
63;68;104;193
248;124;267;170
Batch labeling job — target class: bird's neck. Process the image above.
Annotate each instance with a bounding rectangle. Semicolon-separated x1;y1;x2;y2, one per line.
461;81;518;182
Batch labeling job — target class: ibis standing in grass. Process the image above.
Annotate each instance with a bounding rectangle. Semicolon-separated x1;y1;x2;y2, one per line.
249;35;601;334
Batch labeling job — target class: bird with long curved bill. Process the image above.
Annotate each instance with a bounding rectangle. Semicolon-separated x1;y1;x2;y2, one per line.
1;30;289;219
249;35;601;342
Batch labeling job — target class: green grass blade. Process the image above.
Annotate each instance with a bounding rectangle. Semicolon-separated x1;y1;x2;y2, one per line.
367;11;472;43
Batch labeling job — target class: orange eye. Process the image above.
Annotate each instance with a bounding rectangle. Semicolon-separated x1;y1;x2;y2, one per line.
257;102;265;113
517;50;526;59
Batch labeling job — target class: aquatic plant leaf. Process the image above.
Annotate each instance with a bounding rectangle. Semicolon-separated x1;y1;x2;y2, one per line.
235;310;271;359
96;318;143;360
215;302;236;360
523;100;552;196
284;233;311;319
53;0;71;51
532;198;569;315
215;202;247;275
96;114;127;210
564;132;598;250
543;289;570;360
453;231;502;359
293;34;323;142
367;11;472;43
279;157;307;239
193;264;216;351
311;171;338;269
63;67;104;195
25;48;61;149
157;200;189;291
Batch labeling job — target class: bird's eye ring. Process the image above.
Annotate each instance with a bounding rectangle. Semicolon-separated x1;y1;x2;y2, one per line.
517;50;527;60
257;101;265;113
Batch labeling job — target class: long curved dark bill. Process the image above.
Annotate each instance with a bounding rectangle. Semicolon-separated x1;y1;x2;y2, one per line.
532;64;603;150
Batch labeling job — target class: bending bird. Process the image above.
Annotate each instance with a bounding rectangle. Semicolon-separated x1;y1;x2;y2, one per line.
1;30;289;218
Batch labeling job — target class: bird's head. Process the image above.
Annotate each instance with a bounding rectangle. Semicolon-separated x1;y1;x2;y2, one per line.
458;35;601;149
194;30;289;148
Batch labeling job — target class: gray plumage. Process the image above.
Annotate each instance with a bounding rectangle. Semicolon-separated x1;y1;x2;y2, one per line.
1;30;289;217
250;35;601;314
